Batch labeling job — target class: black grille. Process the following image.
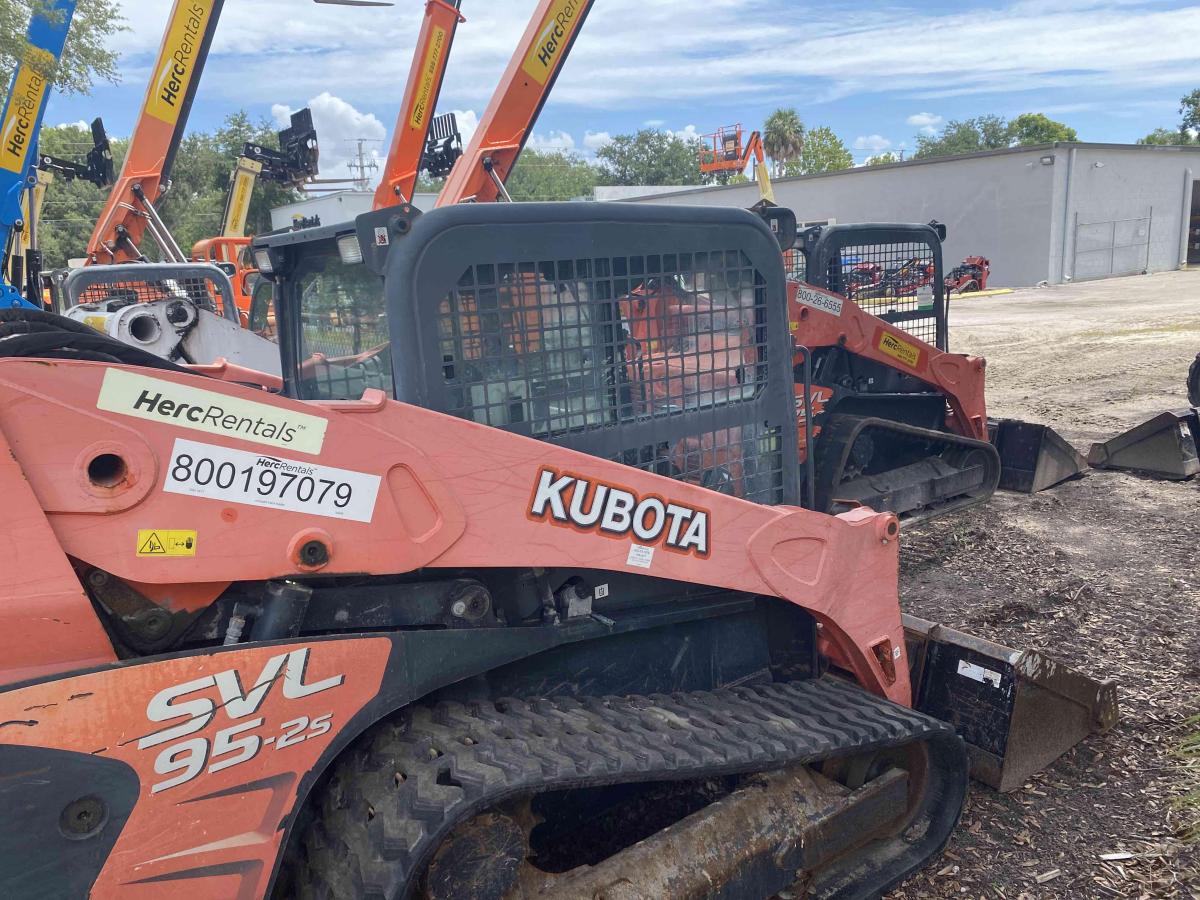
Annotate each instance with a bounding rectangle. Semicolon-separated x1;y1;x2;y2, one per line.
436;253;782;504
65;263;237;321
798;224;947;351
381;204;800;507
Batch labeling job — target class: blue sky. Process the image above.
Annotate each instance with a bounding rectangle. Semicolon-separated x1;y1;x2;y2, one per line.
44;0;1200;181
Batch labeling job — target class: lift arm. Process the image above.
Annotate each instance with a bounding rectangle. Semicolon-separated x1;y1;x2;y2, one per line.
85;0;225;264
373;0;465;209
220;108;319;237
436;0;593;206
1;0;77;308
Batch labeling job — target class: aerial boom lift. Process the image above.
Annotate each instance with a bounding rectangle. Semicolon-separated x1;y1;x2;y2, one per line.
699;124;775;202
436;0;593;206
373;0;465;209
0;0;78;308
85;0;225;264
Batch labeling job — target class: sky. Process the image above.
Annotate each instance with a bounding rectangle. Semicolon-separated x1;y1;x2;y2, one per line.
42;0;1200;184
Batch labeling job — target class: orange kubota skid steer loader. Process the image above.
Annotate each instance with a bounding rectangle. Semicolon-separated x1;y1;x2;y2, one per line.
0;203;1114;898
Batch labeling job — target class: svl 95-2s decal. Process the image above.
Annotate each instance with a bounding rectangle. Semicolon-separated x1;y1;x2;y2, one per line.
138;647;344;794
528;467;710;558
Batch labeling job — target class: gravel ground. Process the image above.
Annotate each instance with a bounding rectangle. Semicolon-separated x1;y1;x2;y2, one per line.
889;270;1200;899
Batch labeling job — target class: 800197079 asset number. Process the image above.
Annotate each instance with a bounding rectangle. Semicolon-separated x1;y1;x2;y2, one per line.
163;438;382;522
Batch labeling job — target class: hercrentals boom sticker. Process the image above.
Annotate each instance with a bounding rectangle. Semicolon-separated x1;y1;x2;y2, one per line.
528;467;710;558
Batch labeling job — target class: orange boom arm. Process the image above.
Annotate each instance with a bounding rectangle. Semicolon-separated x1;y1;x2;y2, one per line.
436;0;592;206
86;0;224;263
373;0;465;209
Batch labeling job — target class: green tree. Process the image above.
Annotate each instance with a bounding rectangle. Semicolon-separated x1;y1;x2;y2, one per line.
762;108;805;176
914;115;1010;158
35;122;127;268
865;152;901;166
1138;127;1189;146
1181;88;1200;135
0;0;123;94
783;126;852;176
1008;112;1077;145
506;149;600;201
596;129;704;186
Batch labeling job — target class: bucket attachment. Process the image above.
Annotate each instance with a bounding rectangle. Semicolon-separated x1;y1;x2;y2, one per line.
903;614;1119;792
1086;409;1200;480
989;418;1088;493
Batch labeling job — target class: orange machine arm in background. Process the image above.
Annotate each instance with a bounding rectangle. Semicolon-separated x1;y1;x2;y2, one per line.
373;0;465;210
86;0;225;264
436;0;593;206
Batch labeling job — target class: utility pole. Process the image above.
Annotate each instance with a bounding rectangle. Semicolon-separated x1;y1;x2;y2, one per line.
346;138;380;190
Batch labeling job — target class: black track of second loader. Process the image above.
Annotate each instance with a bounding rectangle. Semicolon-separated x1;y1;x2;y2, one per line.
293;678;967;900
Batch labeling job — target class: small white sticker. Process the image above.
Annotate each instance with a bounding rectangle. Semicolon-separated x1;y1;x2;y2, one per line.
957;659;1002;689
374;226;390;247
892;645;902;660
626;544;655;569
164;438;381;523
594;584;610;600
795;285;844;317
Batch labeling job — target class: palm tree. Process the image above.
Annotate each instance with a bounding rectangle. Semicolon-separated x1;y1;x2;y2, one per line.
763;108;805;177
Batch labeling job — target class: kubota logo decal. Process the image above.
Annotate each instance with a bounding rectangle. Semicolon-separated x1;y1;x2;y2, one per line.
521;0;584;85
145;1;212;125
528;467;710;558
0;51;51;174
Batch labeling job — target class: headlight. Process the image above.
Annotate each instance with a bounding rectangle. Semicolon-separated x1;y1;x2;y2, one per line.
337;233;364;266
252;248;274;275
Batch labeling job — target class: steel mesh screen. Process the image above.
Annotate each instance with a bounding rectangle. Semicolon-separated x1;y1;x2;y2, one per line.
435;252;786;505
69;273;230;317
823;240;939;346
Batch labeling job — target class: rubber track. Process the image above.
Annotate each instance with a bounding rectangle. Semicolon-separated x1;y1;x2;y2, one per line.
294;677;961;900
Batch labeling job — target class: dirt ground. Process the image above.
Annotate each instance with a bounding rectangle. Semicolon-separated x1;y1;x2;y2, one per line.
889;270;1200;899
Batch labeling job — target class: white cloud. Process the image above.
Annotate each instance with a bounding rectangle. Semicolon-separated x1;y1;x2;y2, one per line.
583;130;613;151
527;130;577;153
101;0;1200;143
673;124;703;142
450;109;480;147
853;134;891;152
906;112;943;136
55;120;91;130
643;119;665;127
906;112;942;128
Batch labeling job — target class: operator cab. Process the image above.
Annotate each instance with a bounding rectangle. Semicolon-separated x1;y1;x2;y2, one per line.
252;202;800;506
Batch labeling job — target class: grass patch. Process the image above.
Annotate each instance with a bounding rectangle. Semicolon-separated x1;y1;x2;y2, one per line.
1175;714;1200;842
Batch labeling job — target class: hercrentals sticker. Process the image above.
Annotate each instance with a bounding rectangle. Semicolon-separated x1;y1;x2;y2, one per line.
146;1;214;125
0;50;52;174
528;467;710;558
521;0;585;85
97;369;328;454
409;25;446;129
876;329;922;369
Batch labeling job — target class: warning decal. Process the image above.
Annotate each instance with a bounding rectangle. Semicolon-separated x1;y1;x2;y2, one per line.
137;530;198;557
